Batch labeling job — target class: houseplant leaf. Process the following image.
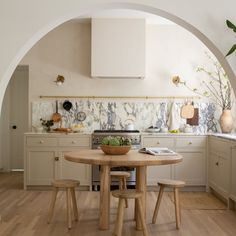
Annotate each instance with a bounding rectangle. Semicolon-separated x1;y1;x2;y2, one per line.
226;44;236;57
226;20;236;32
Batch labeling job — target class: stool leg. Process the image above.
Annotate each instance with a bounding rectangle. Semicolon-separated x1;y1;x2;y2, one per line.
174;187;180;229
47;187;58;223
122;177;129;208
137;198;148;236
70;187;79;221
152;185;164;224
66;188;72;229
113;198;125;236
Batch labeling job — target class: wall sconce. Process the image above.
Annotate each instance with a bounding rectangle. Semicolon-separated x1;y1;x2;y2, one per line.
54;75;65;86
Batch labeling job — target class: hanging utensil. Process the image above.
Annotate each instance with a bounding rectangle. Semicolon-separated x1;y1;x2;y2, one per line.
180;101;194;119
51;100;62;123
63;100;72;111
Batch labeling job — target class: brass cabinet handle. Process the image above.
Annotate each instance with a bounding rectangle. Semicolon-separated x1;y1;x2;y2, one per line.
188;141;192;145
156;141;160;144
216;162;219;166
72;140;76;144
54;157;59;161
39;140;44;144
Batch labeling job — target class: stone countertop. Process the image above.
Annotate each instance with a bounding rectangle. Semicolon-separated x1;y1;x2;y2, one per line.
141;132;207;136
25;132;92;136
210;133;236;141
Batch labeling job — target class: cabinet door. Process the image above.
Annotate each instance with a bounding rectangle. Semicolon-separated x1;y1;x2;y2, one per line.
59;150;91;186
26;148;58;185
218;154;230;197
147;165;172;185
231;148;236;200
208;152;219;188
173;151;206;185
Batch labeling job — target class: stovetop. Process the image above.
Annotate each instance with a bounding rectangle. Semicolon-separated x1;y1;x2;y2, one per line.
93;130;140;133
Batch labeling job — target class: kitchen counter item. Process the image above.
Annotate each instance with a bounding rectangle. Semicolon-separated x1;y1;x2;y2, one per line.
63;100;72;111
100;145;131;155
167;102;181;130
51;101;62;123
145;128;160;133
180;102;194;119
124;119;135;130
77;111;86;122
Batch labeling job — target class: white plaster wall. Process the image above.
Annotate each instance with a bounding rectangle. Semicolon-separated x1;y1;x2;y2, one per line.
1;0;236;113
21;22;215;102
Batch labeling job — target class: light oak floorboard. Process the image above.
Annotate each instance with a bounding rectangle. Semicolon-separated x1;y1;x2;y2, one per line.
0;172;236;235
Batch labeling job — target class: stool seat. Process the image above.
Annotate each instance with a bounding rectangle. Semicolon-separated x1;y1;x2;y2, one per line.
112;189;143;199
110;171;131;178
52;179;80;188
158;179;185;188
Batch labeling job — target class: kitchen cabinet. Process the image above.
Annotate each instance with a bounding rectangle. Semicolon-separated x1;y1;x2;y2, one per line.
91;18;145;78
208;136;231;199
24;134;91;189
174;136;206;185
142;135;207;186
230;147;236;202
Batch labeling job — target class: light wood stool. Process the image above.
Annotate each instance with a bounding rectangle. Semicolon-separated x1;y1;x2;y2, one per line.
47;179;80;229
152;179;185;229
112;189;148;236
110;171;131;208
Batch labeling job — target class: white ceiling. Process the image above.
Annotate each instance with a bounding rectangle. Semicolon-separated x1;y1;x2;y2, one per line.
77;9;175;25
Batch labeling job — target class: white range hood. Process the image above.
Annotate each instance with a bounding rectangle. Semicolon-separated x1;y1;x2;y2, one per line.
91;18;146;79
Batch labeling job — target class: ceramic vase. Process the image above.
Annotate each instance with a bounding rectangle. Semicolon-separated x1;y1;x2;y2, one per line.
219;109;234;133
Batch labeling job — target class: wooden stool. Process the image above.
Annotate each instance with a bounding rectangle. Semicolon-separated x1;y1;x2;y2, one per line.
152;179;185;229
47;179;80;229
112;189;148;236
110;171;131;208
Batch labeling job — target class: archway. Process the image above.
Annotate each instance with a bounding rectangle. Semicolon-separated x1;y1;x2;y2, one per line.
0;2;235;111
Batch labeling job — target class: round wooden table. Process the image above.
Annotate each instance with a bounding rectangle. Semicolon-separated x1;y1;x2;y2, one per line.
65;149;183;230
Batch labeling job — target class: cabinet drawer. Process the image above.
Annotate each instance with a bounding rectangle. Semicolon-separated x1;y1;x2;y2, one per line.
176;137;206;148
58;137;90;147
26;137;57;147
209;137;232;156
142;137;174;148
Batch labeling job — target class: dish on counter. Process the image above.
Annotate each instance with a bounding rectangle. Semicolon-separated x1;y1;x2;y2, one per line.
145;128;160;133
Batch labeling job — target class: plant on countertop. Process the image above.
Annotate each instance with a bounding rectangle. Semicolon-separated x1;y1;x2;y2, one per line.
172;53;233;111
225;20;236;57
40;118;54;132
101;136;131;146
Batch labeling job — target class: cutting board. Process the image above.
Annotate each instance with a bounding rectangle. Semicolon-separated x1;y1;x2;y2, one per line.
180;103;194;119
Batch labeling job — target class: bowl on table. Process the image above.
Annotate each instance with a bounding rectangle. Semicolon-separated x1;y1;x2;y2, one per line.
100;145;131;155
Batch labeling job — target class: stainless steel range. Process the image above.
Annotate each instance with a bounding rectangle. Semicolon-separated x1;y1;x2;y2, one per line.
91;130;141;191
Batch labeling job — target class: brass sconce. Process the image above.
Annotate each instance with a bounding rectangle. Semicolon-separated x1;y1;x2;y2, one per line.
54;75;65;86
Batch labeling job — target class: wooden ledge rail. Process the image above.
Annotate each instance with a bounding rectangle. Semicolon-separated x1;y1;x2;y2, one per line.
39;95;201;100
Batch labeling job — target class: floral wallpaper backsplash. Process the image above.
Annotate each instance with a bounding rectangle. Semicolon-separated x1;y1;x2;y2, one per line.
32;99;222;133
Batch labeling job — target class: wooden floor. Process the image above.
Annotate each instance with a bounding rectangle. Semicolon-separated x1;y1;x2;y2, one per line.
1;172;236;236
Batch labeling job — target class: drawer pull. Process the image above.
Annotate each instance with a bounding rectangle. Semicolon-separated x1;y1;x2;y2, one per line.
72;141;76;144
215;162;219;166
156;141;160;144
39;140;44;144
188;142;192;145
54;157;59;161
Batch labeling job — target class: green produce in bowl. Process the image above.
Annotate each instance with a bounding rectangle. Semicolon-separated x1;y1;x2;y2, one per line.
101;136;110;145
109;137;120;146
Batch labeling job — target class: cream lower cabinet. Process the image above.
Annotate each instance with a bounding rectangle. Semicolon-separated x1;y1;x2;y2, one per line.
142;135;207;186
24;134;91;189
208;136;231;199
230;147;236;202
